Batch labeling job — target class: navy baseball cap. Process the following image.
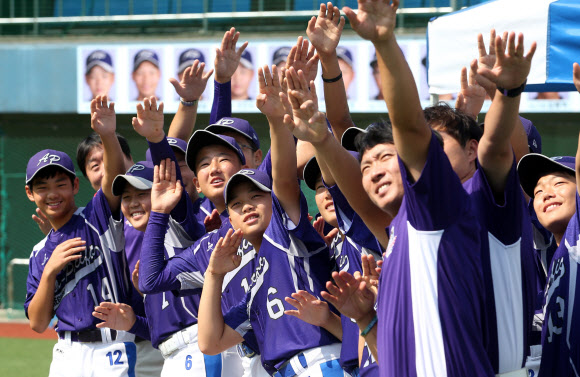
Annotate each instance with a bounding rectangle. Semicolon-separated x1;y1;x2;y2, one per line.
303;151;359;191
224;169;272;205
112;161;154;196
133;50;160;72
520;117;542;154
86;50;114;75
145;137;188;162
186;130;246;173
517;154;576;198
272;47;291;66
26;149;76;184
240;50;253;69
341;126;367;152
178;49;205;74
336;47;353;67
206;117;260;150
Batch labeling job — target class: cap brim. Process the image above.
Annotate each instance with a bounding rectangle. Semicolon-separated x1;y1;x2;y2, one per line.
186;130;244;172
341;127;365;151
134;58;159;72
112;175;153;196
224;173;271;205
26;163;76;184
240;58;253;70
517;153;576;198
86;61;114;75
302;156;321;191
205;124;258;149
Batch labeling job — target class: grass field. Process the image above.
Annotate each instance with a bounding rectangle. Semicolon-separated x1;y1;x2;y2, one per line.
0;337;54;377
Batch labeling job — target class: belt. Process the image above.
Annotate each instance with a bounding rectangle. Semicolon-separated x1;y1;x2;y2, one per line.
58;329;117;343
237;343;257;359
273;353;308;377
496;368;527;377
158;324;198;358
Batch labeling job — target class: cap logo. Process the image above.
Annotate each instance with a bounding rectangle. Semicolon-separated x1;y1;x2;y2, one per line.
532;140;537;148
239;169;255;175
38;153;60;166
218;118;235;125
168;139;178;145
89;51;107;60
138;50;155;59
553;157;563;161
183;50;201;59
128;164;145;173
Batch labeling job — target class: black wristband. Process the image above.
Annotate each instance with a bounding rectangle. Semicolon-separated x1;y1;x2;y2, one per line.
497;80;527;98
322;72;343;83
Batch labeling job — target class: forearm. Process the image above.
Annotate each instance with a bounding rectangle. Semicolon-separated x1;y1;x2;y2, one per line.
315;149;336;187
357;311;378;363
210;80;232;124
576;131;580;190
319;51;354;140
167;103;198;141
100;131;125;210
28;273;57;333
510;116;531;166
198;272;230;354
128;315;151;340
322;312;343;340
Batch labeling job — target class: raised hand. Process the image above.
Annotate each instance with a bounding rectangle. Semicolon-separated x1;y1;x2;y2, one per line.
313;216;339;247
283;68;329;145
203;209;222;233
132;96;165;143
476;30;508;99
360;254;380;298
343;0;399;43
476;32;536;92
285;290;332;327
455;61;486;120
93;302;136;331
169;60;214;101
207;228;243;276
132;260;143;296
151;159;183;214
91;95;116;136
32;208;52;236
45;238;86;276
257;65;288;119
321;270;375;322
215;27;249;84
573;63;580;93
285;36;319;84
307;2;345;58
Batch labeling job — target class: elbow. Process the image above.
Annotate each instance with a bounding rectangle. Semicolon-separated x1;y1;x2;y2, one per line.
29;320;48;334
198;339;222;356
138;278;155;295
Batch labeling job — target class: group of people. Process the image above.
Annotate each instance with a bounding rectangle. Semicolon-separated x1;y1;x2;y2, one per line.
25;1;580;377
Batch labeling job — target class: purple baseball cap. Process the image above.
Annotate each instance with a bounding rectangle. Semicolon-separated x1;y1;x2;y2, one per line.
178;49;205;74
517;153;575;198
303;151;359;191
133;49;160;72
145;137;188;162
224;169;272;205
272;47;291;66
520;117;542;154
112;161;154;196
341;126;367;152
336;46;353;67
240;50;253;69
86;50;114;75
186;130;246;173
26;149;76;184
206;117;260;150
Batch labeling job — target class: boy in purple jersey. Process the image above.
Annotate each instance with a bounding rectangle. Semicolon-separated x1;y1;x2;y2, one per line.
24;96;144;377
514;62;580;377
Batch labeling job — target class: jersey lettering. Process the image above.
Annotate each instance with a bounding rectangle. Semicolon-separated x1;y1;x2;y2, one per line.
266;287;284;320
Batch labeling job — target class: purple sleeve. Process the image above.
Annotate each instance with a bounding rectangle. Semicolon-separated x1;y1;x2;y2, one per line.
257;149;272;179
24;244;45;318
128;315;150;340
223;293;253;342
210;80;232;124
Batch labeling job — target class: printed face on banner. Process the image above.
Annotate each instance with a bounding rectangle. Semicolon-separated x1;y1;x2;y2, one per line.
173;46;213;101
130;48;163;102
232;46;258;101
82;48;117;101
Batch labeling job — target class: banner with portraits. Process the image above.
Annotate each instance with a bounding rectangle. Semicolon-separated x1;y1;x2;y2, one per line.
77;37;580;114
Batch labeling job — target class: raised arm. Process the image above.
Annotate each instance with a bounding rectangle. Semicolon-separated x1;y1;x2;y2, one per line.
344;0;430;181
455;61;486;121
307;2;354;139
91;95;125;211
476;32;536;195
167;60;214;141
574;63;580;193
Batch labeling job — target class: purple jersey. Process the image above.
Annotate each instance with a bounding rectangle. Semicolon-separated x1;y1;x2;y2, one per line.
327;184;381;375
538;191;580;377
124;220;143;275
223;192;339;375
24;190;134;332
463;160;537;373
377;134;493;377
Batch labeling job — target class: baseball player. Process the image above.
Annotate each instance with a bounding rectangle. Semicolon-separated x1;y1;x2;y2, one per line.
24;96;144;376
177;49;206;82
231;49;254;100
133;49;162;101
85;50;115;100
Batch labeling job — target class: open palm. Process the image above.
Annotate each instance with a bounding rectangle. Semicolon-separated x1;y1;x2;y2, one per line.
343;0;398;43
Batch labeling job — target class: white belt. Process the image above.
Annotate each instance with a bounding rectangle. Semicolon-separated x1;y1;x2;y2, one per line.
158;324;198;358
496;368;527;377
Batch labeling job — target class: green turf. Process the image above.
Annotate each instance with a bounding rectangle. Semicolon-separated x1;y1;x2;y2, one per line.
0;337;54;377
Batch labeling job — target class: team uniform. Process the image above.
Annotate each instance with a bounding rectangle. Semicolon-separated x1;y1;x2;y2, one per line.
25;188;142;377
377;133;494;376
224;190;343;376
463;160;537;374
326;183;381;377
538;190;580;376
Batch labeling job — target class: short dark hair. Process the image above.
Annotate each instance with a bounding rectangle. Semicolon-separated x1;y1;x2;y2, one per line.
76;132;132;177
423;102;482;147
27;165;76;190
354;119;394;161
